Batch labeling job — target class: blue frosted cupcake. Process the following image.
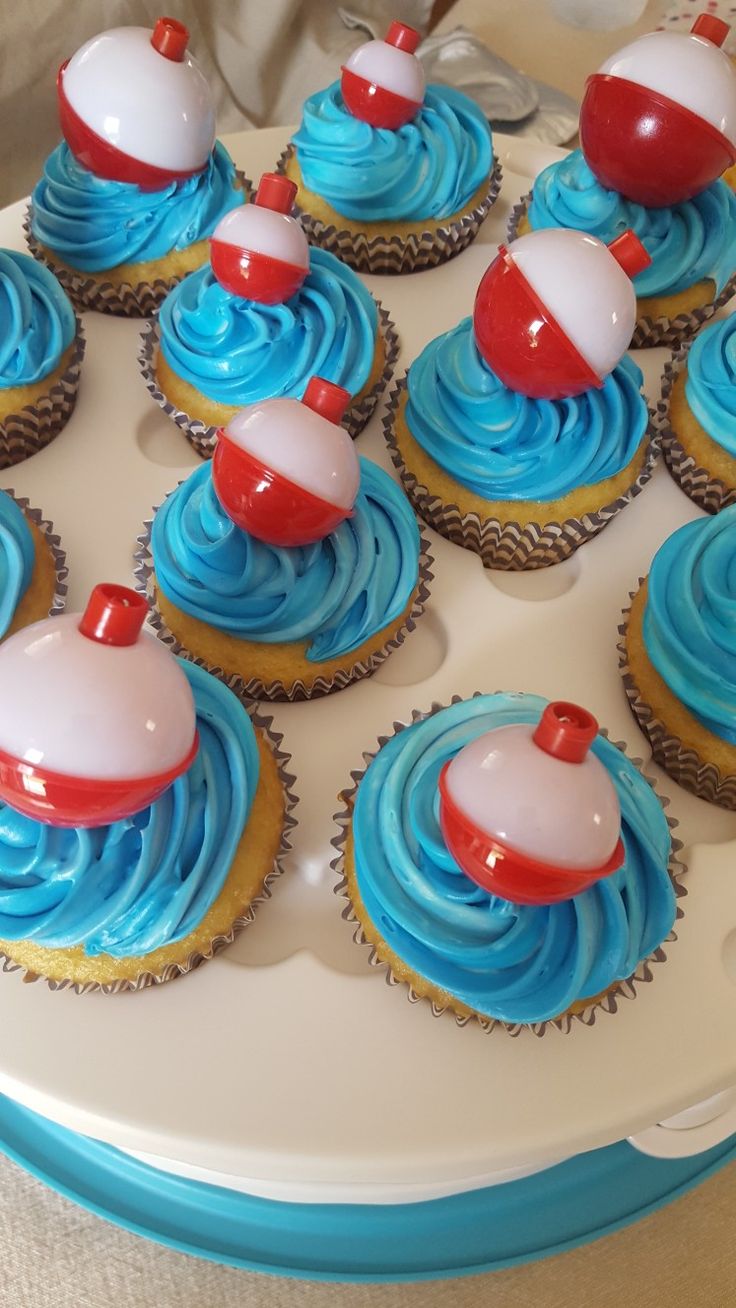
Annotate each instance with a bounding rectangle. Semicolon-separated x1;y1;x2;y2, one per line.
514;149;736;346
661;312;736;512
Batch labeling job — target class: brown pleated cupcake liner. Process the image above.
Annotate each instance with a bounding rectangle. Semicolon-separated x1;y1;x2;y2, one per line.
133;510;434;702
619;592;736;809
0;713;298;995
331;695;686;1038
5;492;68;617
655;343;736;514
0;320;84;469
383;378;659;571
24;173;252;317
277;144;502;275
138;301;399;457
507;193;736;350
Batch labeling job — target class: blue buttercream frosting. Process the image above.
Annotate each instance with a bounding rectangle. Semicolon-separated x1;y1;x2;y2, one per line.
0;249;75;389
351;693;675;1025
30;140;244;273
0;661;259;959
292;82;493;222
151;458;420;663
405;317;648;501
684;314;736;456
0;491;34;640
528;150;736;298
158;246;378;407
642;508;736;744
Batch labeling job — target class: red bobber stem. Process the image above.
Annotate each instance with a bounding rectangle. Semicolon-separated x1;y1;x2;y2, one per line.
532;701;598;764
607;230;651;278
151;16;189;61
255;172;298;213
78;584;148;647
386;21;420;53
302;377;350;424
691;13;729;45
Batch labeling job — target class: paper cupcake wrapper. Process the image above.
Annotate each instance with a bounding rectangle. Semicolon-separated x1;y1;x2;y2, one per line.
655;342;736;514
24;173;252;318
331;695;686;1037
277;144;502;275
383;378;660;570
133;510;434;702
0;712;298;995
138;301;399;457
0;320;84;469
3;490;68;618
619;592;736;809
506;194;736;350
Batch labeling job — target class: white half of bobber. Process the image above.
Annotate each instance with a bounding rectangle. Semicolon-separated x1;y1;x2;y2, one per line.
0;615;196;779
62;27;215;173
344;40;426;104
506;228;637;381
224;399;360;510
444;725;621;871
213;206;309;270
597;30;736;143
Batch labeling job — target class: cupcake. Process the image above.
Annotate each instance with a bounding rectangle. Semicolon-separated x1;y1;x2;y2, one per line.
659;312;736;512
334;694;678;1032
387;227;657;570
0;249;83;467
0;585;292;993
27;18;246;317
142;174;396;453
282;21;498;274
137;379;432;701
0;489;66;640
621;507;736;809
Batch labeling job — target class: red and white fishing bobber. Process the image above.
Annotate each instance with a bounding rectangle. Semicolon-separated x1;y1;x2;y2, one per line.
0;585;198;828
209;173;309;303
57;17;215;189
438;702;625;906
212;377;360;547
472;227;651;401
341;20;426;128
580;14;736;207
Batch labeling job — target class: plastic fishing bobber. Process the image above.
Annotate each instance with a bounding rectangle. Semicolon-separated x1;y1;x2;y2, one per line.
438;701;625;906
341;20;426;128
472;227;651;400
57;17;215;189
580;14;736;207
209;174;309;303
0;584;198;828
212;377;359;547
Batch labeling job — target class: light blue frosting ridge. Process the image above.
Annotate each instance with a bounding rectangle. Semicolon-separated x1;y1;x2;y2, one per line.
0;661;260;959
405;317;648;501
151;458;420;663
528;150;736;298
642;508;736;744
351;692;675;1025
0;491;35;640
292;82;493;222
684;314;736;455
0;249;75;388
30;141;244;273
157;246;378;407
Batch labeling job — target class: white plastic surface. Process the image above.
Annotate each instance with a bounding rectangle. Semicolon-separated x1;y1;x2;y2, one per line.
0;130;735;1204
597;30;736;143
212;205;309;269
344;39;426;104
507;228;636;380
0;614;195;778
629;1089;736;1159
63;26;215;172
445;724;620;870
224;399;360;510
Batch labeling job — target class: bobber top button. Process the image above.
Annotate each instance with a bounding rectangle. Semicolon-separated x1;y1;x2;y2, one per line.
151;15;189;61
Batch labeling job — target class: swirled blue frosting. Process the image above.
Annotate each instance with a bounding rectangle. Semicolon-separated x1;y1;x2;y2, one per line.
0;249;75;388
158;246;378;407
643;507;736;744
292;82;493;222
0;661;260;959
684;314;736;456
151;458;420;662
405;317;648;501
30;141;244;273
352;693;675;1025
528;150;736;297
0;491;34;639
